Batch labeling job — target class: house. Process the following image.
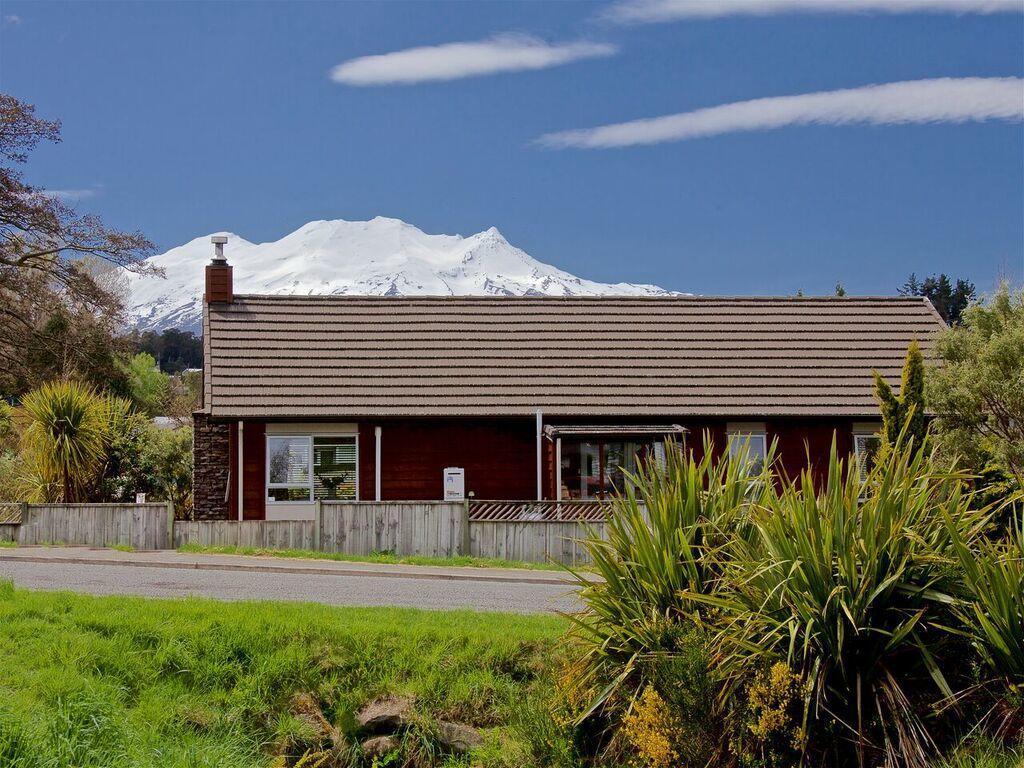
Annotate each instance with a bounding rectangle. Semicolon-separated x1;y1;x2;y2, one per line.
192;241;946;521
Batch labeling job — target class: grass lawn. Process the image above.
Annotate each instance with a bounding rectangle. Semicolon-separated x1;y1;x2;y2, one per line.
0;580;571;768
177;543;566;572
0;581;1015;768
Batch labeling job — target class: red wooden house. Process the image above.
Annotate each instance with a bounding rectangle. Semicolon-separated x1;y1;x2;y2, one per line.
192;247;946;520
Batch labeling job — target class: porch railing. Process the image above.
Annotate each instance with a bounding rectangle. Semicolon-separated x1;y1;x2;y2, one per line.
468;499;614;522
0;503;23;524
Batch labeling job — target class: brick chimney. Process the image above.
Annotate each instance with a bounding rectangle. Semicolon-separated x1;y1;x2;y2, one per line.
205;235;233;304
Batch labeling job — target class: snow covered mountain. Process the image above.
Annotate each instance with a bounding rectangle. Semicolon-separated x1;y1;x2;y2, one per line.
127;217;673;334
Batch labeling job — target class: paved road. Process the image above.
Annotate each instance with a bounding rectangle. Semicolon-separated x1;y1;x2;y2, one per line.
0;549;583;614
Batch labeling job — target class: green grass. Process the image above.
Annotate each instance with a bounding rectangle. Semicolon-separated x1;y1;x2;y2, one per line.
0;540;16;548
0;580;570;768
177;543;565;572
0;581;1017;768
935;739;1023;768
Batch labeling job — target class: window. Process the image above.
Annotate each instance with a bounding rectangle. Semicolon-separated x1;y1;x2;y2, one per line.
727;423;768;474
852;425;882;481
267;435;357;503
267;436;311;501
313;437;357;501
561;439;660;500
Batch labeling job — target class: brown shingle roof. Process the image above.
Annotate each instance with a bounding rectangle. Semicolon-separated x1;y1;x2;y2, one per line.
204;295;945;419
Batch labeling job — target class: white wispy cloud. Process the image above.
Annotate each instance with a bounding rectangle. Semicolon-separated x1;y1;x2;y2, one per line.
604;0;1023;24
330;34;617;86
537;77;1024;149
41;188;99;201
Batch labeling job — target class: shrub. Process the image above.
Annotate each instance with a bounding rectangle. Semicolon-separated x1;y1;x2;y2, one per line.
620;686;681;768
564;435;1020;768
702;441;994;768
945;509;1024;741
565;437;769;719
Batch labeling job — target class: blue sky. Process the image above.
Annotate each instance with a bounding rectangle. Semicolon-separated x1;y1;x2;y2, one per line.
1;1;1021;295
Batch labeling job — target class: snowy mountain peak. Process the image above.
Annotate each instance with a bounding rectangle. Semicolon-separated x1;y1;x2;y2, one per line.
126;217;674;334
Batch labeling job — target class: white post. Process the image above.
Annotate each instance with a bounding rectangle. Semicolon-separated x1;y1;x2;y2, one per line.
374;426;382;501
535;409;543;501
555;437;562;502
237;420;244;521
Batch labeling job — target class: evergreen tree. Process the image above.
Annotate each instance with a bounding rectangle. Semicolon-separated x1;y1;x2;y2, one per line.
899;273;976;325
873;339;927;454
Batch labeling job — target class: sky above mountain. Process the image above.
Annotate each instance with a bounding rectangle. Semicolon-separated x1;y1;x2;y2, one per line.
2;1;1021;296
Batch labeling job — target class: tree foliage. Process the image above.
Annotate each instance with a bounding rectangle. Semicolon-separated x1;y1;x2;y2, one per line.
928;285;1024;487
900;273;977;326
114;352;169;417
873;339;927;456
0;94;156;395
128;328;203;374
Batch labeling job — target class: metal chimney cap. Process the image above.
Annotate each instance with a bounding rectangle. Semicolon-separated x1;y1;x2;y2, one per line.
210;235;228;264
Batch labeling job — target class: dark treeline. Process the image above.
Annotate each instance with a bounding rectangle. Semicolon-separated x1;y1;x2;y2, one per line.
900;272;976;325
128;328;203;374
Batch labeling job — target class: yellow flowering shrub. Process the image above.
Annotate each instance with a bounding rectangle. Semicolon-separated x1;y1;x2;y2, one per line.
621;686;683;768
747;662;803;742
551;655;595;728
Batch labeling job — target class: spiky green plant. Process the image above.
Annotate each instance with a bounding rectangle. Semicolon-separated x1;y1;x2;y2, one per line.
17;380;110;502
702;440;992;768
945;509;1024;739
565;436;772;721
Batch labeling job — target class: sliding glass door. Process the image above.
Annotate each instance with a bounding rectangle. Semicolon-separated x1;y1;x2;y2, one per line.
560;439;661;500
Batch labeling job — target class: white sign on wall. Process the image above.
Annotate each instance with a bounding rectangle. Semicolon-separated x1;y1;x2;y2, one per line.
443;467;465;501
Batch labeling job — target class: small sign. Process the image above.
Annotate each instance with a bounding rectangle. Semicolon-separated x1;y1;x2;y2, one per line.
443;468;465;501
135;492;147;504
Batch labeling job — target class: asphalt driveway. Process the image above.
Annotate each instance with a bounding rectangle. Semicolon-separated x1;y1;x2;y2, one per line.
0;547;584;614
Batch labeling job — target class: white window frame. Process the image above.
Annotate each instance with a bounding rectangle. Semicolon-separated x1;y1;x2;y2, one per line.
726;422;768;466
852;423;882;482
266;433;359;504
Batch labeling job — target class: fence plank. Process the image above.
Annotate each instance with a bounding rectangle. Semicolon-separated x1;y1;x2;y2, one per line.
0;502;609;565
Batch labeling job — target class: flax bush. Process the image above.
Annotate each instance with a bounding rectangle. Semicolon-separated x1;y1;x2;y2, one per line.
564;437;771;764
704;441;999;768
568;436;1021;768
945;509;1024;741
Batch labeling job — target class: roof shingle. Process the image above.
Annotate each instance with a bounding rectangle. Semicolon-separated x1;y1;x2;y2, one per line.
204;295;945;419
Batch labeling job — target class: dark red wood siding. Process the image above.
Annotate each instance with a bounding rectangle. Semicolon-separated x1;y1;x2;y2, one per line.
367;419;537;501
242;421;266;520
237;417;865;507
227;422;238;517
769;418;854;486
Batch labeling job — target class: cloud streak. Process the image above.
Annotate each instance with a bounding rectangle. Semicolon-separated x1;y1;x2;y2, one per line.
537;77;1024;149
330;34;617;86
41;188;98;201
604;0;1023;24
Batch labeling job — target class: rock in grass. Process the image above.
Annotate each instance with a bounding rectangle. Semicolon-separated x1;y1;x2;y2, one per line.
361;735;400;759
289;692;342;748
355;695;415;735
437;721;484;753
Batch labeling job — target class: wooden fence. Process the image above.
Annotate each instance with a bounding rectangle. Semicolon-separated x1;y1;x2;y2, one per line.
0;503;172;550
469;519;605;566
0;501;607;564
171;502;466;558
